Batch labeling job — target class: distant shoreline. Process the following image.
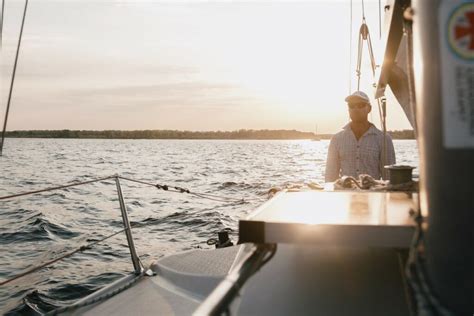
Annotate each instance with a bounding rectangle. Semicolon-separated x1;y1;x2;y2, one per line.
3;129;415;140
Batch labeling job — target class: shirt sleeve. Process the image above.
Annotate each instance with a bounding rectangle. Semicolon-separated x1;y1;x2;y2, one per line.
325;136;340;182
381;134;396;180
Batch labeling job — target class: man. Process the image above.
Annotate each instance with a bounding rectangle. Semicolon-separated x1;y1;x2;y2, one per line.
325;91;396;182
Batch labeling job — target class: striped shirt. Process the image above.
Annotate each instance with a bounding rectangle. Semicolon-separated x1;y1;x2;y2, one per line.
325;123;396;182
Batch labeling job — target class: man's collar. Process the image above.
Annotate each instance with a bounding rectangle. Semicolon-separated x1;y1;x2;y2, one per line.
366;124;379;135
343;122;379;134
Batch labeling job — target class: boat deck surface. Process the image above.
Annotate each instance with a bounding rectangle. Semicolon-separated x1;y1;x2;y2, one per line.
71;190;416;315
72;246;241;315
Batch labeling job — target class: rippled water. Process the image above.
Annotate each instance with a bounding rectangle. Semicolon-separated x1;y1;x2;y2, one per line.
0;138;418;314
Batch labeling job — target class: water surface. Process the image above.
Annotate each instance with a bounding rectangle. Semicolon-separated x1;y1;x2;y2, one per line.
0;138;418;314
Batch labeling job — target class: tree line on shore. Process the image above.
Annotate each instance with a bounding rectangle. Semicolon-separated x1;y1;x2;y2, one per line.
4;129;415;140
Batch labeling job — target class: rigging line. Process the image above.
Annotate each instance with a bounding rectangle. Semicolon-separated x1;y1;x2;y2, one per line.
189;191;260;202
0;0;4;49
188;192;244;203
356;28;363;90
118;176;193;195
367;31;376;76
381;98;387;179
404;10;418;135
0;228;126;286
0;0;28;157
376;98;386;173
0;175;116;200
186;190;259;202
349;0;353;94
378;0;382;39
376;98;383;127
118;176;259;203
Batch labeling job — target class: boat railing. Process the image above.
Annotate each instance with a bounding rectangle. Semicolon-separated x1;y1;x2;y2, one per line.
115;176;143;274
0;174;254;287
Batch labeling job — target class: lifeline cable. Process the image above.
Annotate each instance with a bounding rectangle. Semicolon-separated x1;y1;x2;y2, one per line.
0;175;260;203
45;273;143;315
0;228;126;286
0;216;167;287
118;176;259;203
0;175;116;200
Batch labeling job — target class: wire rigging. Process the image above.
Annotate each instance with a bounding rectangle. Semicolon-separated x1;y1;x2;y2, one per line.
0;228;127;286
378;0;382;39
1;0;28;157
0;175;259;203
352;0;389;178
349;0;353;94
0;176;116;200
0;0;4;49
117;176;258;202
356;21;376;90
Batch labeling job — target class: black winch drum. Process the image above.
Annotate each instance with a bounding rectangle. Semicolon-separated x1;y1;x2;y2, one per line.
384;165;415;185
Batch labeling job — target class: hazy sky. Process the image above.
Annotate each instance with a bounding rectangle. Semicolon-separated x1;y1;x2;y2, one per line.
1;0;412;133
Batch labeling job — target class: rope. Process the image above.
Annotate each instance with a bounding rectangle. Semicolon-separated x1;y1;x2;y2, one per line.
1;0;28;157
0;228;126;286
405;209;452;315
0;175;116;200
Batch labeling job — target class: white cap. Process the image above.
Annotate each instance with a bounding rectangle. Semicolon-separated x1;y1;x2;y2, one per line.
345;91;370;104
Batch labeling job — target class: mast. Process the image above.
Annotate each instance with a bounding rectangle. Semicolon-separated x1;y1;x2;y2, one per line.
413;0;472;313
376;0;473;313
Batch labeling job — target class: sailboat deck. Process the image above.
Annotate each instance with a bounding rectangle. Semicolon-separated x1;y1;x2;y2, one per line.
73;246;242;315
